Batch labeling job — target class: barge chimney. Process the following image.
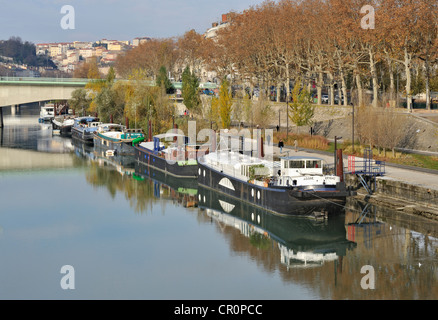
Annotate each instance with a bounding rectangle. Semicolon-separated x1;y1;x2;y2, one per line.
336;149;344;182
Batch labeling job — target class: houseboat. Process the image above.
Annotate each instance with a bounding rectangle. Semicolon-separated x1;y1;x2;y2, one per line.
52;115;75;136
71;116;102;143
39;104;55;122
197;150;356;216
93;123;144;156
134;133;208;178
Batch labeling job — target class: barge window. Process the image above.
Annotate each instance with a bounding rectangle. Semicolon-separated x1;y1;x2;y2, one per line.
289;160;305;168
306;160;321;168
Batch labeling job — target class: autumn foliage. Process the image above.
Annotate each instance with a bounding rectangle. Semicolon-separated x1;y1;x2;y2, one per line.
114;0;437;113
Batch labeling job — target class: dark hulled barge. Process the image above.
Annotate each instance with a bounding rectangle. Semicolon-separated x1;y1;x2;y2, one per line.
134;133;208;178
197;150;356;217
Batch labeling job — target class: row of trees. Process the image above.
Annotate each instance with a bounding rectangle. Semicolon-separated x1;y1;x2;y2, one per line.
114;0;438;112
216;0;438;110
69;66;175;136
70;0;438;143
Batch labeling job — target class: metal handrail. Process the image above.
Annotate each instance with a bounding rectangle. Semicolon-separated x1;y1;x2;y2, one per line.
0;76;90;82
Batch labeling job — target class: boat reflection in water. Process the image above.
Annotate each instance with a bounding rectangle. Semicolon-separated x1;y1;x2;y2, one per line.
134;161;198;209
197;185;357;269
73;139;356;269
72;137;136;175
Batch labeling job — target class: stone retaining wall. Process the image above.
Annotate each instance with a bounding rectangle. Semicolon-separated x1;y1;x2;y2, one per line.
376;177;438;207
344;173;438;221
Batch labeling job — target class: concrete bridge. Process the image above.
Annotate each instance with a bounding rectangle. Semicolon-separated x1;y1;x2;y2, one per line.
0;76;218;127
0;77;217;108
0;76;90;107
0;76;90;128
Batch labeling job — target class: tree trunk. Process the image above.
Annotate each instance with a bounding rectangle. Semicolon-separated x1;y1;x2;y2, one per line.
316;71;323;105
328;72;335;105
355;72;363;107
337;61;345;106
404;47;412;112
341;73;348;106
386;54;395;103
338;84;342;106
425;59;431;110
285;64;290;136
249;82;254;100
285;65;290;103
306;72;312;93
369;47;379;108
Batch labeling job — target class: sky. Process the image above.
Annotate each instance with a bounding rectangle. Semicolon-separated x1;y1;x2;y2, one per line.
0;0;266;44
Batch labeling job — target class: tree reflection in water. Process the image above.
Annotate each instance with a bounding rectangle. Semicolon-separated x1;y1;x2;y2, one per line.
77;143;438;299
83;153;198;214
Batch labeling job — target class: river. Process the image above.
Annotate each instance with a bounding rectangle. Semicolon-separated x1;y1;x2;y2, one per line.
0;105;437;300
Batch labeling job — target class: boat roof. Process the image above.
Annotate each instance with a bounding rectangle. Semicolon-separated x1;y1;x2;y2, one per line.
154;133;187;139
139;141;164;150
75;116;100;121
280;156;323;161
98;123;124;127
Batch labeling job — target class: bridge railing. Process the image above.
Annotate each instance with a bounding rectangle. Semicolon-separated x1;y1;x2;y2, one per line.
0;77;156;86
0;76;91;83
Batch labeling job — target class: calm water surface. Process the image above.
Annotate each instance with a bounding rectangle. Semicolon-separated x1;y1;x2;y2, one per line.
0;106;437;300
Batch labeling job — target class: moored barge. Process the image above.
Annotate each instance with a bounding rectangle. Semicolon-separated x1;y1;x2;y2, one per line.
71;116;102;143
134;133;208;178
197;150;356;217
93;123;144;156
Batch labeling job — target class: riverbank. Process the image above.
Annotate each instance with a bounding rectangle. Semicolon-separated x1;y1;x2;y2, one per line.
262;105;438;153
345;174;438;221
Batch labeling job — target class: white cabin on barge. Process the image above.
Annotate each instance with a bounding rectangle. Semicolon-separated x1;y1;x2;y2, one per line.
201;152;340;189
275;156;340;189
